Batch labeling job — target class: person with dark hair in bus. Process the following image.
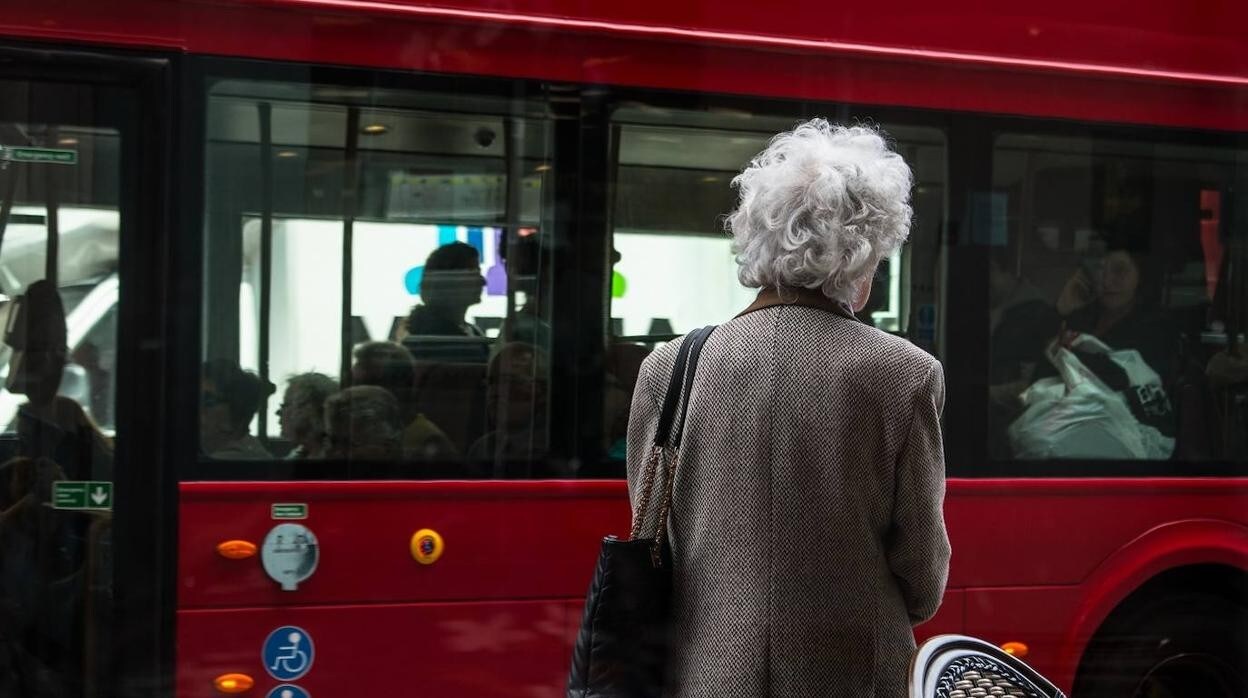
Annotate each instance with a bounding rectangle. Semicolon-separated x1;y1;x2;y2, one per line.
6;280;113;482
322;385;404;460
625;121;948;696
200;358;274;459
278;372;338;459
467;342;551;476
987;249;1062;458
1056;238;1177;381
351;341;456;461
404;242;486;338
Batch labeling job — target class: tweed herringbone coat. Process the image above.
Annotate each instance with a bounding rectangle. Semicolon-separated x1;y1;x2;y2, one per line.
626;288;951;697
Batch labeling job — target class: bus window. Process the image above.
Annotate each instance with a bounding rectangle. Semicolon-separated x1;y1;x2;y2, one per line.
602;107;947;467
608;111;946;348
201;78;555;476
989;133;1246;463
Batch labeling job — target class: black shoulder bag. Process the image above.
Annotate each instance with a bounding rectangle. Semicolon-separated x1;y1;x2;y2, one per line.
567;325;717;698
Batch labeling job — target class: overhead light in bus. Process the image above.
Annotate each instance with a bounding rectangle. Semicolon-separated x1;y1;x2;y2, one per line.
361;123;389;135
275;150;299;159
701;176;720;183
534;164;551;173
57;137;79;146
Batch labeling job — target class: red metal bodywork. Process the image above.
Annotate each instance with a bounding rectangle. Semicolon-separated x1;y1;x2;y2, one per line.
1;0;1247;130
3;1;1246;695
177;479;1248;695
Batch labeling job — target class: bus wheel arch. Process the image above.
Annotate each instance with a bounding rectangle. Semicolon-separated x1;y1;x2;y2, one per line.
1070;561;1248;697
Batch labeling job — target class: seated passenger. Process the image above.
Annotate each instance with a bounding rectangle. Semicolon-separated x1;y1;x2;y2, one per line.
988;252;1061;458
200;359;274;460
278;372;338;459
1057;242;1175;375
603;343;651;458
468;342;552;476
323;386;403;460
351;341;457;460
404;242;486;338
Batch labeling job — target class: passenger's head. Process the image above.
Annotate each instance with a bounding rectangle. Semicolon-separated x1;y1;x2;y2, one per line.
5;280;69;404
486;343;548;431
727;120;913;310
1098;248;1146;313
351;341;415;400
201;359;272;452
419;242;484;310
279;372;338;453
323;385;403;460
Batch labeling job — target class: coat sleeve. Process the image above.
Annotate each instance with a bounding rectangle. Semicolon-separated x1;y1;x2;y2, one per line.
886;359;951;625
625;355;663;520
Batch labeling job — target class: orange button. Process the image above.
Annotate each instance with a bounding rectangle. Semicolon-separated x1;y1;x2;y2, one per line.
213;673;254;693
216;540;258;560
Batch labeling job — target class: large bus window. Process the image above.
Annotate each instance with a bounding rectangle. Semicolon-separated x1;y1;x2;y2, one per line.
201;77;555;475
602;107;947;467
608;111;946;350
989;133;1246;463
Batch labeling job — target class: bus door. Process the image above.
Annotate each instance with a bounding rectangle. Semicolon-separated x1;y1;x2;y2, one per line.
0;46;172;697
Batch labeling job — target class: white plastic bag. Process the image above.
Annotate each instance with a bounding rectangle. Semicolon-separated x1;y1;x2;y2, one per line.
1008;335;1175;460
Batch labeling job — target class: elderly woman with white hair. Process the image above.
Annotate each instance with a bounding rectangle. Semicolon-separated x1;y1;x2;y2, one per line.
626;120;950;696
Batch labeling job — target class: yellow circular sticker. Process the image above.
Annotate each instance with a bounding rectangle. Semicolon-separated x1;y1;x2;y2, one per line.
410;529;444;565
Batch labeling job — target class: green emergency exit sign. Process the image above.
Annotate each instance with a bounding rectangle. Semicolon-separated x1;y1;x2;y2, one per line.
271;503;308;520
0;146;78;165
52;481;113;510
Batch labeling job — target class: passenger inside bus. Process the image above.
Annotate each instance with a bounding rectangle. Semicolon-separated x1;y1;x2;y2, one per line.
1056;237;1179;382
988;250;1061;459
402;242;489;363
350;341;457;461
468;342;550;476
277;372;338;460
200;359;274;460
602;342;650;464
6;280;113;482
322;385;404;460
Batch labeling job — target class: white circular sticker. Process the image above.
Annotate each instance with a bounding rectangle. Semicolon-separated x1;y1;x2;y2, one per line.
261;523;319;591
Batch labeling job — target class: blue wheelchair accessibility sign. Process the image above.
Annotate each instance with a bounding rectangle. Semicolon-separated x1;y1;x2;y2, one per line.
267;685;310;698
263;626;315;681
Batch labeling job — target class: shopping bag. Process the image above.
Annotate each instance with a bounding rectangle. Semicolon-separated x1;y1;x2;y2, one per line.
1008;336;1174;460
567;325;716;698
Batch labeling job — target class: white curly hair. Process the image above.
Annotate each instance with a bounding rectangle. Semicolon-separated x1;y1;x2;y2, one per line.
726;120;913;304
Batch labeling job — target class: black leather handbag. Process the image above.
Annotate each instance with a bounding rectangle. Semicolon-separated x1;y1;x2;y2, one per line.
566;325;716;698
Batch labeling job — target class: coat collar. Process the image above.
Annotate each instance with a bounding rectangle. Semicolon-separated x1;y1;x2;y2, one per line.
736;287;860;322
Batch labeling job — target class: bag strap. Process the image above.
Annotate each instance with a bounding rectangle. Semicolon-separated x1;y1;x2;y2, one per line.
631;325;717;559
672;325;715;447
653;324;714;447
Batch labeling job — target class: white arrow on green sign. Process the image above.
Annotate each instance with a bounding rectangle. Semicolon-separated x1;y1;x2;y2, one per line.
0;146;78;165
52;481;113;510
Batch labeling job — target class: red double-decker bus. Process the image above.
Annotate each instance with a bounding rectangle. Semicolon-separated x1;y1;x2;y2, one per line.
0;1;1245;696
